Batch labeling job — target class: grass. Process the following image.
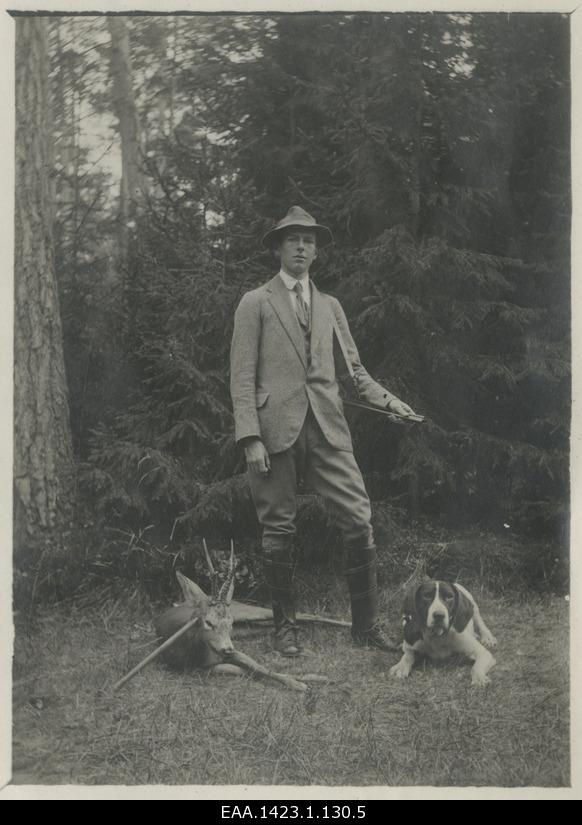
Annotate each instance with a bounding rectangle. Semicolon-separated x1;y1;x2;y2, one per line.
11;579;569;787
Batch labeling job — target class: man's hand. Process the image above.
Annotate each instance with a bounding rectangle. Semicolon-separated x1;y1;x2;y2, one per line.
388;399;417;419
244;438;271;476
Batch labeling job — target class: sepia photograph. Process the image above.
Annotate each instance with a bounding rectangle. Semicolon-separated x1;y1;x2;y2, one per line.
5;1;574;797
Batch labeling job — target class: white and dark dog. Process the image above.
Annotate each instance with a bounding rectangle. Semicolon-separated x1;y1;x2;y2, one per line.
390;580;497;686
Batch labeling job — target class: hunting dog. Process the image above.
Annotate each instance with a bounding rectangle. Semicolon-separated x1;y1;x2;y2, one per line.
390;580;497;686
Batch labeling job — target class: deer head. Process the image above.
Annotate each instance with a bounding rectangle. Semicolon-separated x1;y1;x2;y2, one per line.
174;539;237;657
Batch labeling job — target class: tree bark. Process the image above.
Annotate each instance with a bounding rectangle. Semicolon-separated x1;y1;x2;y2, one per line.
14;18;75;552
107;17;142;263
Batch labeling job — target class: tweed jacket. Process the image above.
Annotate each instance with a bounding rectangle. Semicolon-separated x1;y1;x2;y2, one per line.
230;274;398;454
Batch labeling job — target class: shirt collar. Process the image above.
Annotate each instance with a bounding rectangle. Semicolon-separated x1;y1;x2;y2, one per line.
278;269;310;294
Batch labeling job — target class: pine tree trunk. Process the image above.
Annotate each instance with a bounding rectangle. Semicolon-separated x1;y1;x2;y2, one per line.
14;18;75;553
108;17;141;264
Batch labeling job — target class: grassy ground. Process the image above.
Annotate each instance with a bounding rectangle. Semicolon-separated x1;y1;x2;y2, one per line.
12;579;569;787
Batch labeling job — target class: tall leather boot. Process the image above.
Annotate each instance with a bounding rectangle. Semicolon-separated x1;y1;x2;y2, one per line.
262;543;302;657
346;540;400;652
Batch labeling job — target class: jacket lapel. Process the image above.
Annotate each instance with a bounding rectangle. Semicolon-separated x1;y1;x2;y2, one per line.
266;274;308;370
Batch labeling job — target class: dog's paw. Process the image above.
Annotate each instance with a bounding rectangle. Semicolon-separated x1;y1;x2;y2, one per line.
471;670;491;687
480;631;497;649
390;662;411;680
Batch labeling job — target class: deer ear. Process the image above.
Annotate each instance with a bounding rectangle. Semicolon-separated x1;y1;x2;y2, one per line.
176;571;208;606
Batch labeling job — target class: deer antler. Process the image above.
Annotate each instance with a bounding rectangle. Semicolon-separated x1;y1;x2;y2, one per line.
202;537;219;601
219;539;236;604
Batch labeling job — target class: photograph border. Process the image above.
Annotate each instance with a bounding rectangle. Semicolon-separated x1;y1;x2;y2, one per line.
1;0;578;800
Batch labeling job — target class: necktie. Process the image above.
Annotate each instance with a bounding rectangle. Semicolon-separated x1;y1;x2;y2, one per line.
293;281;310;332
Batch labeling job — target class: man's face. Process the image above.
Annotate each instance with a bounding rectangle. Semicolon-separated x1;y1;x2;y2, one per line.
276;229;318;278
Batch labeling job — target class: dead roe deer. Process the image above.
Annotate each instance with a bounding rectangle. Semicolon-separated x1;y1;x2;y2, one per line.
154;542;312;692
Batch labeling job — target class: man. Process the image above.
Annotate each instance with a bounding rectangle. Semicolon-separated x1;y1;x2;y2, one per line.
230;206;417;656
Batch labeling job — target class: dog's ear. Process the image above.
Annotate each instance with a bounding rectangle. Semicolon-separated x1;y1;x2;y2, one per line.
401;585;423;645
451;583;474;633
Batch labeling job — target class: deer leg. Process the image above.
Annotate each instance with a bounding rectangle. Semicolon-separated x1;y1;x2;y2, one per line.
228;649;307;692
209;663;246;677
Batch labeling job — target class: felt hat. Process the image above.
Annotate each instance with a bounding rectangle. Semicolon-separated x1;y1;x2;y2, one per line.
261;205;333;248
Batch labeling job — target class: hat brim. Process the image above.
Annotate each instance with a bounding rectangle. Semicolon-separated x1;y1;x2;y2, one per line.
262;222;333;249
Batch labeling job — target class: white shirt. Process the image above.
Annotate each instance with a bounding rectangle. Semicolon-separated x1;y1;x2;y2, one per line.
278;269;311;311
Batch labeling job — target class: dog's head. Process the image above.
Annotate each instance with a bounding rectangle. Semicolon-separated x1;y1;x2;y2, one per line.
402;581;474;644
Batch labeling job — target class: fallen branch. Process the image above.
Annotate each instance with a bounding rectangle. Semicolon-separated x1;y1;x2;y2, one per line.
231;601;350;628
